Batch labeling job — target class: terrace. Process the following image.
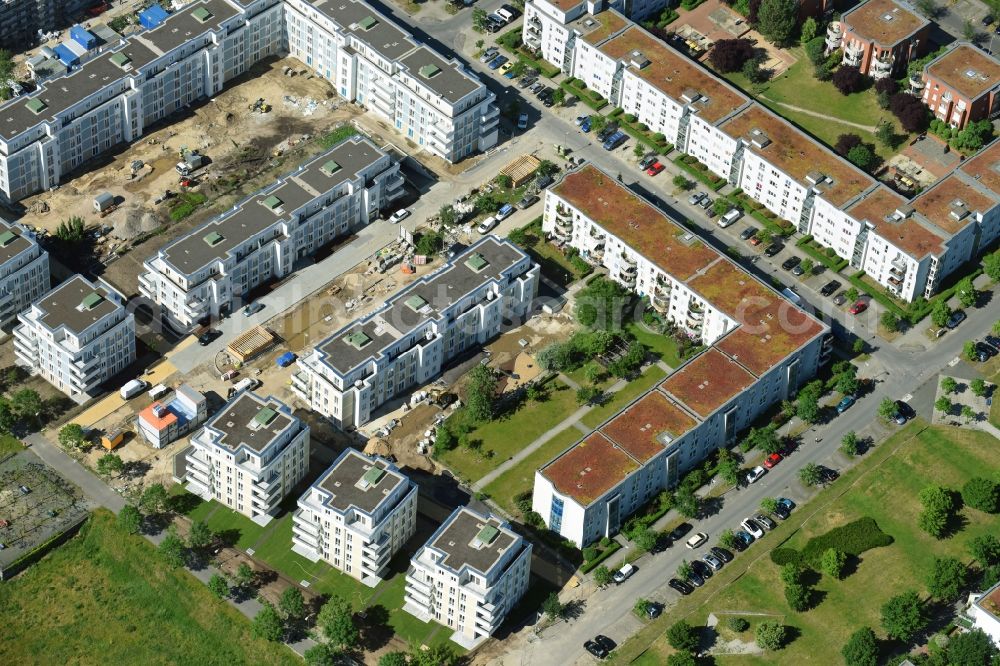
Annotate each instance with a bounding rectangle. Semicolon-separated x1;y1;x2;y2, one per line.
660;348;756;418
600;391;697;462
540;432;640;506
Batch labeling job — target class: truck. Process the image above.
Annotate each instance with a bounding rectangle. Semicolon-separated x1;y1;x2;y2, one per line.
175;153;208;176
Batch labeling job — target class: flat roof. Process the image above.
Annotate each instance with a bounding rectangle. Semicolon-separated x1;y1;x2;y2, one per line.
314;237;528;375
310;0;417;62
848;187;945;259
959;138;1000;196
205;392;296;454
600;391;697;461
660;348;756;418
600;26;749;124
429;507;519;576
33;276;122;335
139;0;239;54
159;136;385;275
398;47;480;105
552;165;718;281
925;43;1000;101
541;432;640;506
974;580;1000;623
545;0;588;10
0;219;33;265
842;0;928;46
911;173;996;235
575;10;628;46
687;258;778;321
315;449;407;515
721;105;875;208
714;299;826;376
139;402;178;430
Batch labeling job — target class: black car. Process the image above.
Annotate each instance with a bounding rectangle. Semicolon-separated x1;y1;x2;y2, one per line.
650;535;671;553
595;635;617;653
764;242;784;257
729;536;748;551
584;640;608;659
646;602;665;619
772;504;790;520
597;124;619;142
197;329;221;346
739;227;758;241
946;310;967;329
500;3;520;17
818;466;839;483
687;569;705;587
516;194;539;210
669;522;693;541
691;559;713;580
711;546;733;563
833;292;847;306
668;578;693;595
986;335;1000;350
781;256;801;271
518;76;537;88
820;280;842;297
975;341;997;362
535;174;554;189
984;14;995;25
893;400;915;425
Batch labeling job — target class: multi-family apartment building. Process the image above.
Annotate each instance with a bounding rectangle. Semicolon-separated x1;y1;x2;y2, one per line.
183;391;309;525
0;0;92;51
13;275;134;399
139;135;403;329
137;384;209;449
523;6;1000;302
404;506;532;648
292;237;539;430
916;43;1000;129
0;217;50;327
292;449;417;585
0;0;497;203
826;0;930;79
536;165;832;546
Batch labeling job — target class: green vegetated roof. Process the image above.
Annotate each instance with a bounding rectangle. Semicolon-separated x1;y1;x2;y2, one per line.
419;64;441;78
254;407;278;427
81;292;104;310
345;331;372;349
0;230;16;247
322;160;341;175
204;231;224;246
362;466;386;486
262;195;282;210
405;294;428;311
465;253;489;272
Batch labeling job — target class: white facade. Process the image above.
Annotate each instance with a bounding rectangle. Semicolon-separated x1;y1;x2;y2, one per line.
13;275;135;398
184;391;310;525
404;507;532;648
292;449;417;585
137;384;209;449
970;582;1000;647
292;237;539;430
139;136;403;328
0;219;50;327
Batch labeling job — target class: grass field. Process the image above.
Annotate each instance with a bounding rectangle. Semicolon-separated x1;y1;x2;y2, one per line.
580;366;668;429
625;321;688;369
482;426;585;514
0;510;297;665
186;499;269;550
613;422;1000;664
437;378;579;484
0;433;23;456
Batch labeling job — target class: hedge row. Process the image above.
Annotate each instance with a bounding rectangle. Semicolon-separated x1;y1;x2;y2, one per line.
795;236;850;272
561;80;608;111
580;540;623;573
770;517;894;567
673;156;726;192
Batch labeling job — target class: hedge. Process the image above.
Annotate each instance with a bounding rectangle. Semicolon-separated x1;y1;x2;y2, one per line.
770;517;894;567
796;237;850;272
497;29;561;78
844;270;909;319
673;155;726;191
580;540;623;573
561;80;608;111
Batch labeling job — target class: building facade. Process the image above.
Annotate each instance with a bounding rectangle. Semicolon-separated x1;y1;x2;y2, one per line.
0;0;92;51
828;0;930;79
917;43;1000;129
403;506;532;648
969;581;1000;646
137;384;209;449
0;218;50;327
535;165;831;546
13;275;134;398
292;449;417;585
183;391;310;525
139;135;403;329
292;237;539;430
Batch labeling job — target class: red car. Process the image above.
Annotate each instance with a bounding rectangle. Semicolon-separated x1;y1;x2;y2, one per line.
763;452;783;469
749;236;762;246
645;161;665;176
849;301;868;315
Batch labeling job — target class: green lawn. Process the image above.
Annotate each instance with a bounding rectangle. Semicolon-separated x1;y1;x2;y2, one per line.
626;321;691;369
186;498;269;550
437;379;579;484
482;426;586;514
0;433;23;456
614;422;1000;664
0;510;297;665
580;366;668;429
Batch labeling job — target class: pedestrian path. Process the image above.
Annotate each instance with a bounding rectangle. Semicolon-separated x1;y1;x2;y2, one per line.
760;98;878;132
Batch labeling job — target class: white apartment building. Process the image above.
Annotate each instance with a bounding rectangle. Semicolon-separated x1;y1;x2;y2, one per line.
284;0;499;163
139;135;403;329
183;391;310;525
13;275;135;399
535;166;831;546
969;580;1000;646
292;237;539;430
292;449;417;585
404;506;532;648
0;218;50;327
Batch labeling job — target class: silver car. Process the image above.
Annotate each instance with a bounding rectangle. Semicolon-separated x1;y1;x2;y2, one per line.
703;552;724;571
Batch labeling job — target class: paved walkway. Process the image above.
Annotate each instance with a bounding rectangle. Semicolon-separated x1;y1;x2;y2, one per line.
24;433;126;513
760;98;878;132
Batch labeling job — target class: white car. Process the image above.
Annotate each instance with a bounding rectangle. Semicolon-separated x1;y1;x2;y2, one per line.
477;216;498;234
389;209;410;224
741;517;765;539
685;532;708;549
612;563;636;584
517;112;529;129
746;466;767;484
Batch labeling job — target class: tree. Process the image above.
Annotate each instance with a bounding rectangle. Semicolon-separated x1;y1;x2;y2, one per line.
439;204;457;226
673;174;693;190
821;548;847;579
875;397;898;424
727;617;750;632
875;121;895;148
880;310;900;332
962;477;1000;513
576;276;629;330
755;228;773;245
779;562;803;586
920;484;957;514
835;133;863;157
576;385;601;405
800;16;817;43
11;388;42;422
208;574;229;600
956;276;978;308
748;0;762;23
158;528;186;568
961;404;976;422
846;144;875;172
633;526;658;552
796;389;821;424
719;529;739;549
677;560;694;582
184;520;212;550
946;628;1000;666
931;299;952;327
784;582;810;611
141;483;169;515
717;454;741;485
306;644;343;666
674;485;699;518
377;653;408;666
233;562;254;591
934;396;952;415
840;431;859;458
880;590;925;641
551;87;566;106
117;504;142;535
841;626;879;666
742;57;768;84
755;621;787;650
317;595;358;649
542;592;564;620
970;378;988;397
594;565;613;587
96;453;124;479
926;556;968;602
757;0;797;45
465;364;497;421
709;39;756;72
472;7;488;30
666;620;700;653
833;66;866;95
414;230;444;256
983;252;1000;281
279;587;306;623
962;19;977;41
743;426;779;454
969;534;1000;566
666;655;697;666
799;258;814;276
941;376;958;394
251;602;284;642
59;423;88;450
835;372;860;396
0;50;14;100
889;93;930;133
410;644;460;666
799;463;822;487
760;497;779;515
55;216;86;245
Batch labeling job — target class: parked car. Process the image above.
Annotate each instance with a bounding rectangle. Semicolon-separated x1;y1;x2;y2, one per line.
687;568;705;587
848;301;868;315
612;563;636;584
575;115;590;125
529;82;544;94
749;235;763;246
984;14;995;25
495;203;515;221
580;118;591;133
687;192;706;206
120;379;148;400
479;48;499;63
833;292;848;306
974;341;996;362
197;329;221;346
476;216;498;234
781;256;801;271
498;61;514;76
985;335;1000;350
668;578;693;595
535;174;554;189
389;208;410;223
739;226;758;241
699;197;713;210
645;602;664;619
791;263;806;276
764;242;784;257
603;130;627;150
746;466;767;484
597;124;619;142
837;395;856;414
645;161;665;176
754;514;776;530
893;400;915;425
518;75;536;88
703;552;724;571
818;466;840;483
741;518;765;539
669;522;692;541
729;536;748;552
718;209;742;227
711;546;733;563
777;497;796;512
691;560;713;579
946;310;966;329
735;530;755;546
516;194;539;209
685;532;708;549
488;55;508;70
820;280;842;297
763;452;783;469
584;640;609;660
772;503;790;520
517;112;529;130
243;301;264;317
638;154;658;170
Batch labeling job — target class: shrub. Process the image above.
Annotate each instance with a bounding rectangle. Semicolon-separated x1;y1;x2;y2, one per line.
962;477;1000;513
889;92;930;133
727;617;750;632
833;66;866;95
709;38;756;72
770;518;893;566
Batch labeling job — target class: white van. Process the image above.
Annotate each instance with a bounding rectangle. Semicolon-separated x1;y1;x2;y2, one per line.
496;7;515;21
718;208;742;228
120;379;147;400
612;562;636;584
233;377;261;393
148;384;170;400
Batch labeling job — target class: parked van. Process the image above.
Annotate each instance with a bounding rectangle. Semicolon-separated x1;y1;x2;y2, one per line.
233;377;261;393
148;384;169;400
496;7;516;22
718;208;742;228
120;379;147;400
612;563;636;584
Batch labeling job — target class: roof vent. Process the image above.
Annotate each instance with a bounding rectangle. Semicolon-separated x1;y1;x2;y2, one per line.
405;294;429;312
419;64;441;78
110;52;132;69
882;13;894;21
465;253;489;272
344;330;372;349
26;98;47;115
629;50;650;69
192;7;212;23
321;159;341;175
79;291;104;311
0;230;16;247
358;466;386;489
358;15;378;30
681;89;701;104
471;524;499;549
583;19;596;27
204;231;224;246
262;195;283;212
251;407;278;429
748;128;771;149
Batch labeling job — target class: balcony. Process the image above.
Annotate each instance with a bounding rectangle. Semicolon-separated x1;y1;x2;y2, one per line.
825;23;842;50
293;512;320;538
909;75;925;95
651;290;670;312
622;252;637;266
843;43;863;67
687;302;704;320
589;226;605;241
871;55;893;79
620;260;637;275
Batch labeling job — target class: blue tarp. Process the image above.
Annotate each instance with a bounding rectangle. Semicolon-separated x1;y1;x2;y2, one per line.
53;43;80;67
139;4;169;30
70;25;97;50
276;352;296;367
